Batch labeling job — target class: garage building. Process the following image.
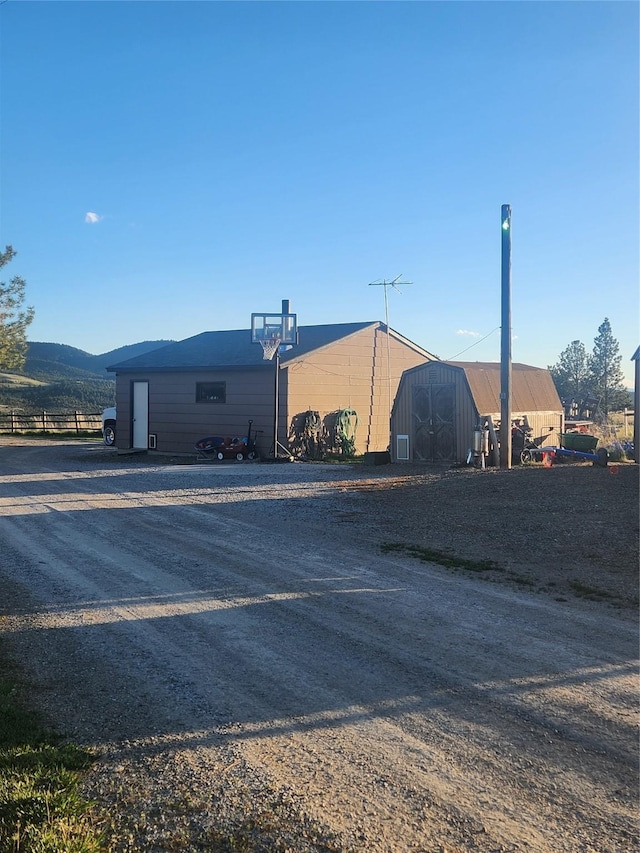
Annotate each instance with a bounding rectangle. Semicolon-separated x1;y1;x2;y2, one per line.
107;321;436;457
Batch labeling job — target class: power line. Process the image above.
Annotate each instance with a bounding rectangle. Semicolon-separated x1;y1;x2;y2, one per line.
446;326;500;361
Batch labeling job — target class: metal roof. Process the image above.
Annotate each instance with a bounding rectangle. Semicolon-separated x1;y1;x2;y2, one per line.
107;321;435;373
447;361;563;414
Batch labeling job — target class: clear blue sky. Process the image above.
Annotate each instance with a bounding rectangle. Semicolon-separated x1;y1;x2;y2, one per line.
1;1;638;382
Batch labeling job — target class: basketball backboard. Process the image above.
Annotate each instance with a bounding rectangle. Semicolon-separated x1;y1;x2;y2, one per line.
250;312;298;345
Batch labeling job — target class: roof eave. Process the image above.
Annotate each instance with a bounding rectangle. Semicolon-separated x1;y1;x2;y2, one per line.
107;362;273;374
387;327;439;360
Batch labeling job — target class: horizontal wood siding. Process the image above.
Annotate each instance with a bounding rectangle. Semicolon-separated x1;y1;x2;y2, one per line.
523;411;564;446
481;410;564;447
286;326;430;453
115;369;275;455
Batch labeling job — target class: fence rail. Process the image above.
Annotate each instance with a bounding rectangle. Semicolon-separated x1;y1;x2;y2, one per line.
0;411;103;434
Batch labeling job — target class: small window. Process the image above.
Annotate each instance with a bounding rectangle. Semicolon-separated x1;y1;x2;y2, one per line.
196;382;226;403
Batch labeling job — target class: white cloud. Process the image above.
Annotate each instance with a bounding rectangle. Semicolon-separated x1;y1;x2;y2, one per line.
85;211;102;224
456;329;481;337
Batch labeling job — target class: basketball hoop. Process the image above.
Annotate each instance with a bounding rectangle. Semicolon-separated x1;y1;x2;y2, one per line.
260;337;280;361
250;305;297;459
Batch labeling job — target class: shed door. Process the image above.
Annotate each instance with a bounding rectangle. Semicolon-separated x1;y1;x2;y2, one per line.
413;384;455;462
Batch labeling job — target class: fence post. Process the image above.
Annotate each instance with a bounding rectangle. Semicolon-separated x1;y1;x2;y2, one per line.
41;410;47;433
75;411;80;434
11;411;15;433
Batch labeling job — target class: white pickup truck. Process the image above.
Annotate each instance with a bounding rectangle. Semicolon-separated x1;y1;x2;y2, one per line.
101;407;116;446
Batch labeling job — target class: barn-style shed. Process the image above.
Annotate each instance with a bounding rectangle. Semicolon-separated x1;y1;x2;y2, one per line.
391;360;564;465
107;321;436;457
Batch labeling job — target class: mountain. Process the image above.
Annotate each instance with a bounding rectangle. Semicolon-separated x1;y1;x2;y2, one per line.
0;340;173;413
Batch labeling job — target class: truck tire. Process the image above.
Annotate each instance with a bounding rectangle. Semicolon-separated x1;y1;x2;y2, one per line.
103;421;116;446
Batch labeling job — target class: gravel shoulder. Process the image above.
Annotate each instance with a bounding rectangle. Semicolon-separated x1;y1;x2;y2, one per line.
0;440;638;852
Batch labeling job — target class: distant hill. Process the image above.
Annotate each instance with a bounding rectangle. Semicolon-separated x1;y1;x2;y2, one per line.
0;340;173;413
25;340;174;381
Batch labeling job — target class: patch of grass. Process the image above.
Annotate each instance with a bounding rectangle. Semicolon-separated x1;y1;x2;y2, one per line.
506;573;536;588
568;580;615;601
381;542;501;572
0;665;103;852
96;785;344;852
0;375;48;388
312;453;362;465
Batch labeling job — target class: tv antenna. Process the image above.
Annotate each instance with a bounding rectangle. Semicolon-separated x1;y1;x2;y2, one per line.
368;274;413;437
368;274;412;332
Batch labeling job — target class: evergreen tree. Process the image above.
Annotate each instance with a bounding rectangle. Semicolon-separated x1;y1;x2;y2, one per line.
589;317;626;416
0;246;35;372
548;340;591;405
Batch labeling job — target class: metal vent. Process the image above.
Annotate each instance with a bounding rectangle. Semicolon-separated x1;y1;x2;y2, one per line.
148;434;157;450
396;434;410;461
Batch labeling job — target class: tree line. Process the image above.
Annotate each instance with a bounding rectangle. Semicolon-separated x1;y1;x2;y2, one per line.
548;318;630;418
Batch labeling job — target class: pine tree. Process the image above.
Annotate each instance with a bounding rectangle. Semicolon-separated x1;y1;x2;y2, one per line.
0;246;35;372
548;340;591;405
589;318;626;417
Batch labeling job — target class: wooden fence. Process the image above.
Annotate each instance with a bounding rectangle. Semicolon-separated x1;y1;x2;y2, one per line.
0;411;103;434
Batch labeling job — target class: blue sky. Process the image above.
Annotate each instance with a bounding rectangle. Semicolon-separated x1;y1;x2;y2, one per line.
1;1;638;382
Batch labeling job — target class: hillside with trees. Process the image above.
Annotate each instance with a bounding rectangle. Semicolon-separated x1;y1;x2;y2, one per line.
0;340;172;413
24;340;174;380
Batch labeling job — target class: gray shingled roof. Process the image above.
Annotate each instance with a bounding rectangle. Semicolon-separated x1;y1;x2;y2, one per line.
107;322;380;372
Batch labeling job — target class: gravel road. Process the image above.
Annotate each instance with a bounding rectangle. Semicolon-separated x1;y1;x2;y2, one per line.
0;440;637;852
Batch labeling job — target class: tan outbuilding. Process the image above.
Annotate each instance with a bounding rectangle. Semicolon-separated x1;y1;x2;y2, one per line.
391;360;564;465
107;321;436;457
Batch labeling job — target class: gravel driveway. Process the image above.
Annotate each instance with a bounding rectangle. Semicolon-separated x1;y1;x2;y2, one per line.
0;440;637;852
